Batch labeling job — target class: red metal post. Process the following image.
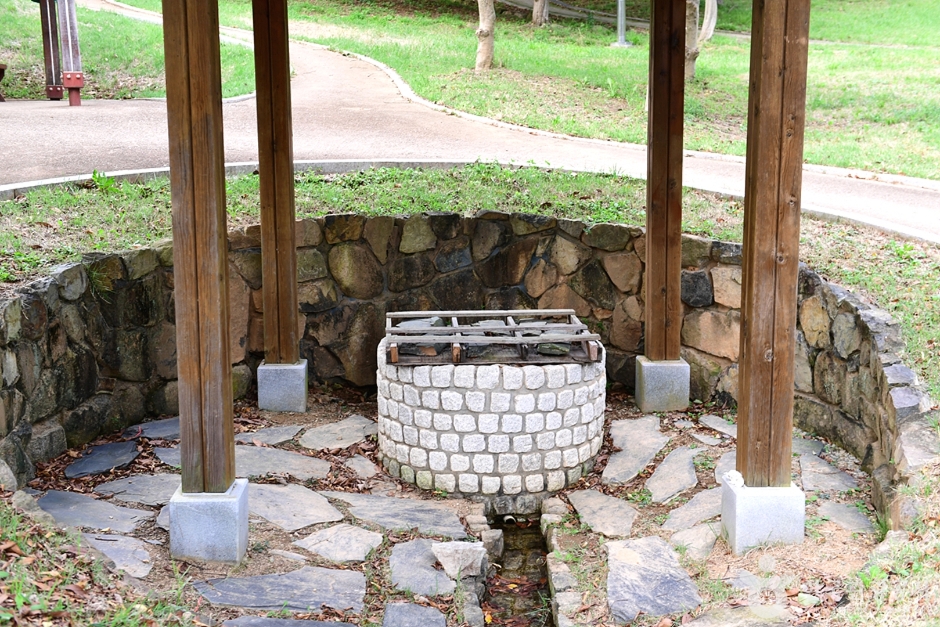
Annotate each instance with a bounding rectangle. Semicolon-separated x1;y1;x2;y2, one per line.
57;0;84;106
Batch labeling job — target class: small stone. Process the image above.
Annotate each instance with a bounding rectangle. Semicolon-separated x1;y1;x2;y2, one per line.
602;416;669;485
324;214;366;243
799;296;831;349
82;533;152;578
345;455;380;478
51;263;88;301
235;425;302;446
320;492;466;538
363;216;395;263
818;502;875;534
194;566;365;612
645;447;700;503
11;490;56;526
390;539;456;596
383;603;446;627
550;236;592;275
669;524;720;561
662;488;722;531
581;224;631;251
681;270;714;307
797;593;821;607
294;524;383;562
682;310;741;361
250;483;343;531
299;415;377;451
329;243;383;299
601;252;642;293
96;474;181;506
481;529;504;561
568;489;638;537
38;490;152;532
681;234;712;268
699;414;737;439
431;541;488;579
800;454;858;492
65;441;139;479
711;266;742;309
607;537;701;623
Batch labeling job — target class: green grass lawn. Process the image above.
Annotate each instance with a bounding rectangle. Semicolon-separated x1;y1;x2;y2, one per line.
0;0;255;99
117;0;940;179
3;164;938;401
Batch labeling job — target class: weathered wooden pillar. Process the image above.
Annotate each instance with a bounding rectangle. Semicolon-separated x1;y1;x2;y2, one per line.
252;0;307;414
722;0;810;555
163;0;246;564
37;0;63;100
636;0;689;412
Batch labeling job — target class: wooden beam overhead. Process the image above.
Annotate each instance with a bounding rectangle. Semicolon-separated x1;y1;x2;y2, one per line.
253;0;300;366
736;0;811;487
163;0;236;494
644;0;686;363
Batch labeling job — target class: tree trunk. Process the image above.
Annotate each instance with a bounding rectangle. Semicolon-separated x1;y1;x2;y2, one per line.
698;0;717;44
476;0;496;72
685;0;699;80
532;0;549;26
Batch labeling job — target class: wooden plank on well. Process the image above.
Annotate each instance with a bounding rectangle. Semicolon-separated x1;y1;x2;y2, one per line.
253;0;299;365
644;0;685;362
737;0;810;488
163;0;235;494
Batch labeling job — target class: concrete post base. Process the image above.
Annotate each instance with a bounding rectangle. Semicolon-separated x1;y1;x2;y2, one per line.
169;478;249;564
634;356;690;412
257;359;308;413
721;471;805;554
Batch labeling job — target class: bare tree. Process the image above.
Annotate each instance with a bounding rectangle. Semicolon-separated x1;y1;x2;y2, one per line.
685;0;699;80
699;0;718;44
476;0;496;72
532;0;549;27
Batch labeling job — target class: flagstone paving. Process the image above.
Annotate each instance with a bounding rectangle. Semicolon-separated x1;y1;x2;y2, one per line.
235;425;303;446
320;491;467;538
818;501;876;534
293;523;384;562
601;415;669;485
37;490;153;532
699;414;738;439
299;414;377;451
124;416;181;441
193;566;366;612
668;523;720;561
65;441;139;478
82;533;154;578
248;483;344;531
389;539;456;596
646;446;701;503
567;489;638;537
799;454;859;492
154;445;331;480
95;473;181;506
661;487;722;532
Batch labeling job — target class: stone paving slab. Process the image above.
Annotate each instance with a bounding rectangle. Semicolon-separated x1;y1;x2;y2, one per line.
224;618;338;626
82;533;153;578
800;454;858;492
691;433;722;446
383;603;447;627
601;416;669;485
390;539;456;596
38;490;152;533
299;415;377;451
818;502;875;534
95;473;181;506
715;451;736;485
699;415;737;439
155;446;330;480
124;417;180;441
236;425;303;446
567;489;638;538
293;523;383;562
662;487;722;532
792;438;825;456
607;536;702;623
249;483;344;532
669;524;719;561
320;492;466;538
685;606;789;626
345;455;379;478
194;566;366;612
646;446;700;503
65;441;139;479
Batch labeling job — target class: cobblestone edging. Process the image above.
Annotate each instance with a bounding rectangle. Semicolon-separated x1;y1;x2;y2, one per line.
376;339;606;500
539;498;588;627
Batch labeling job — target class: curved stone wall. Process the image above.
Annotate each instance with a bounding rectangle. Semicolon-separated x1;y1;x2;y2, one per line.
376;339;606;499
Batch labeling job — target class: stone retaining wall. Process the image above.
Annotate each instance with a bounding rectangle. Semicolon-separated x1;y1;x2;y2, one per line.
376;340;606;499
0;211;933;528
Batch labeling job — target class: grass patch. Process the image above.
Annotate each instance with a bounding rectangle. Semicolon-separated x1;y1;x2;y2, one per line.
0;0;255;99
1;162;937;398
117;0;940;179
0;498;194;626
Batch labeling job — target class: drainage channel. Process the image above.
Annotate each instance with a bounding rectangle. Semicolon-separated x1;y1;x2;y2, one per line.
484;516;551;627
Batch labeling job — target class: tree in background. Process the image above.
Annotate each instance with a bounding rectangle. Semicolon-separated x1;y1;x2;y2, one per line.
532;0;549;26
699;0;717;43
475;0;496;71
685;0;699;79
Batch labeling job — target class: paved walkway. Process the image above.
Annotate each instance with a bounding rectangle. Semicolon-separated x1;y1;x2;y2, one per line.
1;0;938;243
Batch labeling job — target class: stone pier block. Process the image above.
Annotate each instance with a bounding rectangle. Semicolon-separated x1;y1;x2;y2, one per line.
258;359;308;413
635;356;690;412
721;471;804;555
169;478;249;564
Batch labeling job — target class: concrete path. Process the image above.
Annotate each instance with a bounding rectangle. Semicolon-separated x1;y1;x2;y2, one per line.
1;0;938;243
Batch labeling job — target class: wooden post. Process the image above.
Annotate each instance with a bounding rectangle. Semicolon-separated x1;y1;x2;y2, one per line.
644;0;685;362
163;0;236;494
37;0;63;100
736;0;811;488
252;0;300;366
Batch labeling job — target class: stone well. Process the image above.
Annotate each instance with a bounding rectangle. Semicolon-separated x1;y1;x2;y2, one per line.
376;338;606;508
